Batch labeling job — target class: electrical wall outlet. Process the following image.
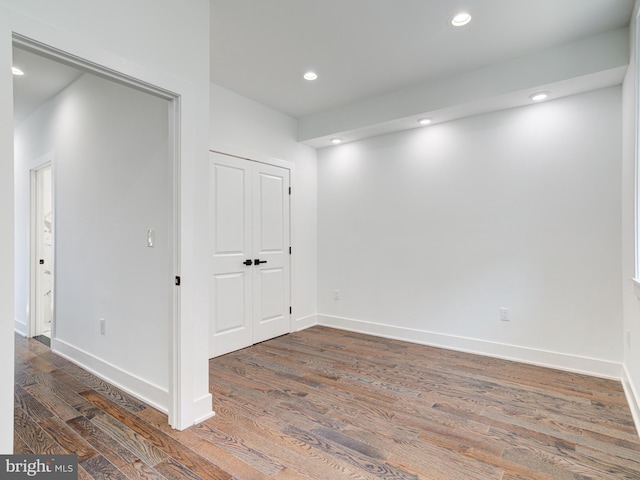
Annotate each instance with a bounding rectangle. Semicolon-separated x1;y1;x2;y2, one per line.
333;289;340;300
499;308;510;321
100;318;105;335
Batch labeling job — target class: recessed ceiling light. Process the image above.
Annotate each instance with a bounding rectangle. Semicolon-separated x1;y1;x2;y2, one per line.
303;71;318;81
12;67;24;76
418;118;432;126
450;12;472;27
331;138;342;145
530;92;549;102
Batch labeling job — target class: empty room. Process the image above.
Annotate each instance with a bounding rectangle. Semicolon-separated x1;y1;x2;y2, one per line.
5;0;640;478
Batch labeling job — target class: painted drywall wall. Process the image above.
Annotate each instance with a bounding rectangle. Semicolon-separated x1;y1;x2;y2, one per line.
0;29;13;453
210;83;318;330
622;0;640;426
318;87;623;377
15;73;172;403
1;0;211;448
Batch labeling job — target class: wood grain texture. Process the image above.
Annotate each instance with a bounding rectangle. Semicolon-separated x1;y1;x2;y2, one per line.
14;328;640;479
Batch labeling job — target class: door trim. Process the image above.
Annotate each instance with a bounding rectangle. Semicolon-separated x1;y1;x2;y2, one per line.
209;145;296;347
13;34;184;428
28;156;54;339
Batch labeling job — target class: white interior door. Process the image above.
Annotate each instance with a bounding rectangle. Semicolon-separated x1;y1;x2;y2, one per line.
252;162;291;344
210;152;291;357
210;154;253;356
34;163;53;338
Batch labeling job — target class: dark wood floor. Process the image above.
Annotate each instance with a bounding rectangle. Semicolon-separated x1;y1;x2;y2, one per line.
14;326;640;479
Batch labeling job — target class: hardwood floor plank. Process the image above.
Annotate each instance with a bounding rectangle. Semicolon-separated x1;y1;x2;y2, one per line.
77;465;94;480
135;408;202;448
15;327;640;479
80;455;128;480
80;390;232;480
203;398;375;480
13;432;34;454
191;419;285;476
153;457;202;480
67;415;145;469
20;365;97;413
38;416;99;462
55;361;147;413
14;405;67;455
575;443;640;478
14;384;53;422
14;370;37;388
282;425;419;480
50;365;99;393
309;426;387;461
25;381;83;421
118;459;166;480
190;439;272;480
90;412;169;467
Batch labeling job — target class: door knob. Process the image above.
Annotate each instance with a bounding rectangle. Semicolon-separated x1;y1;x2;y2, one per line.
243;259;253;266
254;259;268;265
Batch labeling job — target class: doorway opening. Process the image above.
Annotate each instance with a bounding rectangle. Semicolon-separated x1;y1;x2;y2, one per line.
30;161;53;347
12;35;182;426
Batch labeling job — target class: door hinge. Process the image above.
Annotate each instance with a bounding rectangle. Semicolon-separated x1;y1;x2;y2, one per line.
288;186;291;195
289;306;292;315
175;276;181;286
289;246;292;255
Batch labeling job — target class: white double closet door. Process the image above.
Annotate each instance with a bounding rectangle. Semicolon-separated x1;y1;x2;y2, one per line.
210;152;291;358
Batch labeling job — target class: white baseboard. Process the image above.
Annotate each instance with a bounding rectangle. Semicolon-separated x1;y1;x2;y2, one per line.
193;393;215;425
293;313;318;332
14;318;27;337
51;338;169;413
317;314;623;380
622;365;640;435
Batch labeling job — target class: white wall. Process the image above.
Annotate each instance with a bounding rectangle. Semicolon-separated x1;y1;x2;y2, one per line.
15;73;172;404
0;0;211;450
318;87;623;377
210;83;318;329
0;22;14;454
622;0;640;427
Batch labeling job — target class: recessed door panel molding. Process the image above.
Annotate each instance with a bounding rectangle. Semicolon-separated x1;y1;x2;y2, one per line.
256;171;286;253
213;272;247;333
213;163;248;256
210;152;291;357
255;267;286;327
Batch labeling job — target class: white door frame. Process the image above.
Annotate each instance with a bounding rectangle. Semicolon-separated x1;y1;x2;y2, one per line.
209;144;297;339
13;35;184;428
29;158;54;339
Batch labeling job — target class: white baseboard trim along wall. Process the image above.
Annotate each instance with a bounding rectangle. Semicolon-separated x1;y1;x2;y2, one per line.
52;338;169;414
193;394;216;424
14;319;27;337
623;366;640;435
315;314;623;379
293;313;318;332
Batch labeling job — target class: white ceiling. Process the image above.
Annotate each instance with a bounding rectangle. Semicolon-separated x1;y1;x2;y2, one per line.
210;0;633;118
210;0;634;146
12;1;635;145
12;46;83;125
